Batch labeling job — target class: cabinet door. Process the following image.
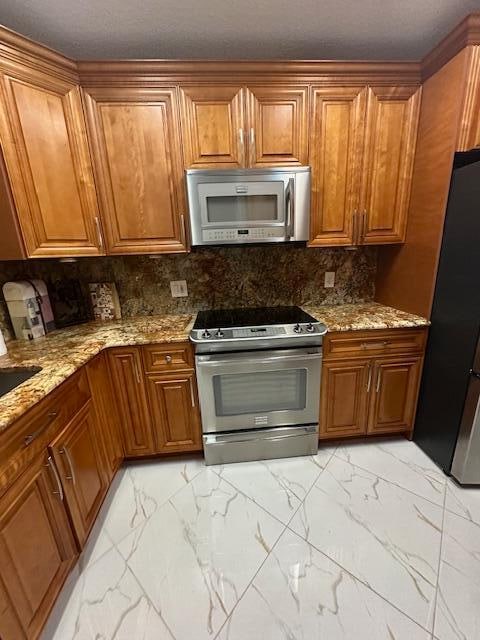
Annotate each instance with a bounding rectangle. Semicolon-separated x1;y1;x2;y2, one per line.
246;86;308;166
359;86;421;244
0;70;102;257
83;87;187;254
0;454;76;640
86;352;123;483
50;401;108;547
108;347;156;456
147;372;202;453
320;359;371;438
309;87;366;246
368;356;422;435
180;86;245;168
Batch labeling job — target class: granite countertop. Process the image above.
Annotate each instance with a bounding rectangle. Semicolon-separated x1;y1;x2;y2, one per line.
0;303;429;433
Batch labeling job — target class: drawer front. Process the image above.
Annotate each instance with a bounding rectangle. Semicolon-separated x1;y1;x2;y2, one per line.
323;328;427;360
0;370;91;497
143;343;194;373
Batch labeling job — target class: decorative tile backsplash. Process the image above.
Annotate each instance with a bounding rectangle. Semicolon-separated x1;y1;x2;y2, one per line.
0;245;377;340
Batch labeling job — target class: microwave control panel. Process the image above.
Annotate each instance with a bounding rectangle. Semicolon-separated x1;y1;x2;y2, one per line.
202;228;285;242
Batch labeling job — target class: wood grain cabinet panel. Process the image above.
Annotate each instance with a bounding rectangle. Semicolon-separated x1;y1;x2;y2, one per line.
180;85;245;168
246;86;308;166
49;401;108;547
360;85;421;244
147;372;202;453
309;87;367;246
108;347;156;457
86;353;123;482
0;453;77;640
320;359;370;438
83;87;187;254
0;71;101;257
368;356;422;434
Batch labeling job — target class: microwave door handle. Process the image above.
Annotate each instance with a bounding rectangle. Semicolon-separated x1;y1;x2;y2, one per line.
285;178;295;239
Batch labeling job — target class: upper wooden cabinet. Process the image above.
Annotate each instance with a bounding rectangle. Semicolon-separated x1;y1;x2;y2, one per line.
360;86;421;244
180;84;308;168
309;87;366;246
83;87;188;254
309;84;420;247
0;68;102;258
246;86;308;166
180;85;245;168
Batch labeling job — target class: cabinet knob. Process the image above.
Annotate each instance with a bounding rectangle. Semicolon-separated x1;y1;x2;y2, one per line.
165;355;172;363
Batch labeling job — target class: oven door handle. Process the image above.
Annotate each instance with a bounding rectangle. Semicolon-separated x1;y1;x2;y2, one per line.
285;177;295;239
196;352;322;367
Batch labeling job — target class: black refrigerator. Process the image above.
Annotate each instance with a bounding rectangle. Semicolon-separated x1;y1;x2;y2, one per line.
414;148;480;484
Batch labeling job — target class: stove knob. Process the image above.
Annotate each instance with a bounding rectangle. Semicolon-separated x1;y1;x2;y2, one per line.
215;328;224;338
293;323;302;333
201;330;211;339
306;323;315;333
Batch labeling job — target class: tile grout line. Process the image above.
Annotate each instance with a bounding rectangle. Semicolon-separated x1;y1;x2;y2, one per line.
212;450;337;640
429;479;448;639
332;450;447;509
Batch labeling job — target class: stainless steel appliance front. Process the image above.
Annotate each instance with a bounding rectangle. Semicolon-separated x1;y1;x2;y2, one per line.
186;167;310;246
196;346;321;436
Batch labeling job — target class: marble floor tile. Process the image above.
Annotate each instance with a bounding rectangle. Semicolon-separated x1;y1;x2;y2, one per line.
289;455;443;629
445;477;480;526
46;546;173;640
117;469;284;640
434;511;480;640
217;528;431;640
212;449;334;524
335;437;446;505
101;456;204;544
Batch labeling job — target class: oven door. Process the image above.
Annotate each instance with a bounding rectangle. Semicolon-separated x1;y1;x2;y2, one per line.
195;347;321;434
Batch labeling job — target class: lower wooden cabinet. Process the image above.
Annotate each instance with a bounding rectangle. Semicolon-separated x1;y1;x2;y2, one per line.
320;359;371;438
49;401;108;547
0;453;77;640
86;352;123;481
368;357;422;434
320;329;426;439
108;347;156;456
147;371;202;453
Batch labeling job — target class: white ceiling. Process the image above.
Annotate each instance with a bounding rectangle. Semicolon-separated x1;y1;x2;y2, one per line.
1;0;480;60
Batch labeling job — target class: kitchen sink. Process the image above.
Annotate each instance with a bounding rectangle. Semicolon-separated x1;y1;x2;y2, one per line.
0;367;42;398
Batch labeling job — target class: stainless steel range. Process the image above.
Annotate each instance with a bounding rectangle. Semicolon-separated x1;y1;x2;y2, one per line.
190;306;327;465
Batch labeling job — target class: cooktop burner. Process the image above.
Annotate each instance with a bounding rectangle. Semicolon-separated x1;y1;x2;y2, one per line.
193;306;317;330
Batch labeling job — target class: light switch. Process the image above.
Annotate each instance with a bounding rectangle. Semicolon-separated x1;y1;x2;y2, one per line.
324;271;335;288
170;280;188;297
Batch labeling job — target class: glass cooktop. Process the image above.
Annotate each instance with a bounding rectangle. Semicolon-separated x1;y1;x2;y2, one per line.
193;306;318;330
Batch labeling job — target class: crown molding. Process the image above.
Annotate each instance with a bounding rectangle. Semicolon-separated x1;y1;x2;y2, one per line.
421;13;480;80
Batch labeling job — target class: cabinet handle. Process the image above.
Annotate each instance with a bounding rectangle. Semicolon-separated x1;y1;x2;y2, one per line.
361;341;389;350
94;216;104;250
180;214;186;248
45;456;64;501
189;377;196;407
359;210;366;243
352;209;358;244
165;355;172;363
366;363;373;393
60;446;76;484
238;128;244;147
250;127;255;146
376;367;382;393
24;411;58;447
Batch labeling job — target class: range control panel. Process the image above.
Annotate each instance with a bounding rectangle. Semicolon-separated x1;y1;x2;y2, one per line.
202;228;285;242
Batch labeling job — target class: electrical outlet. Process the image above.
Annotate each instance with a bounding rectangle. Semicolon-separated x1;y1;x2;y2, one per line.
170;280;188;297
324;271;335;288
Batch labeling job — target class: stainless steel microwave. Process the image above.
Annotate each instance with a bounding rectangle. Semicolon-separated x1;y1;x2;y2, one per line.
186;167;310;246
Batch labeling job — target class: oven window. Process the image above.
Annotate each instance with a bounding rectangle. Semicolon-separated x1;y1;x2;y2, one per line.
206;195;278;223
212;369;307;416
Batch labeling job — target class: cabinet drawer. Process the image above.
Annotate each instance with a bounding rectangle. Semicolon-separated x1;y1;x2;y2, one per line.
143;343;194;373
0;370;91;497
323;328;427;360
